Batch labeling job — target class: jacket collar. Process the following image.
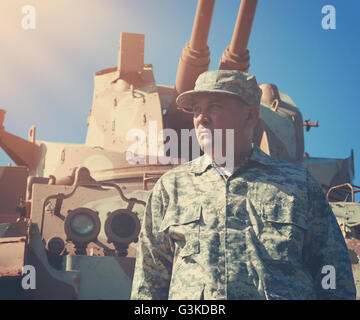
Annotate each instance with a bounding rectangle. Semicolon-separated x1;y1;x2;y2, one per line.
189;144;274;175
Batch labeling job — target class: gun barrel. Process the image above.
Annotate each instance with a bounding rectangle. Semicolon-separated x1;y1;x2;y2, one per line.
219;0;258;71
230;0;258;54
175;0;215;97
0;109;41;173
189;0;215;51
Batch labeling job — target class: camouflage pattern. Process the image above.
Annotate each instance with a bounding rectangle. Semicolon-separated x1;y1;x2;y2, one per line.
176;70;263;112
131;144;356;300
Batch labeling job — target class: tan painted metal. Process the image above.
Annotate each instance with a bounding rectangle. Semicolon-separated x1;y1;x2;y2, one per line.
174;0;215;96
0;236;26;277
0;166;28;221
0;110;42;174
219;0;258;71
0;221;29;278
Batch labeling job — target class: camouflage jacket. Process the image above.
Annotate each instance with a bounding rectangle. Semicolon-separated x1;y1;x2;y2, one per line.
131;145;356;300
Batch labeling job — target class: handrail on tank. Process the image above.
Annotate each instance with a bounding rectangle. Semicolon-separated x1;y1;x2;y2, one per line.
219;0;258;72
174;0;215;97
326;183;360;203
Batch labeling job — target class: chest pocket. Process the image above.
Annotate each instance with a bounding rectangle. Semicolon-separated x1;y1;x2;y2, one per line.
258;204;309;262
159;204;201;258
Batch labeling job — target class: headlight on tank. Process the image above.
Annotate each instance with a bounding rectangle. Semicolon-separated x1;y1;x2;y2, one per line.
64;208;101;244
70;214;95;235
105;209;141;245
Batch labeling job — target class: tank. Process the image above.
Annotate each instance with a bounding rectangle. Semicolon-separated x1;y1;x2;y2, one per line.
0;0;359;299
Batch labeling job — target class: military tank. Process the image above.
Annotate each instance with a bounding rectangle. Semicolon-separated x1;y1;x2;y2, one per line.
0;0;359;299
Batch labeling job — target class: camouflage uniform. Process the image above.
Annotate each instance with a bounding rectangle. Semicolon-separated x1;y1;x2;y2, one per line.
131;144;356;300
131;70;355;299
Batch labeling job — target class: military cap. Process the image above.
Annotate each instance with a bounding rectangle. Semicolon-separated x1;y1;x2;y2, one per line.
176;69;262;112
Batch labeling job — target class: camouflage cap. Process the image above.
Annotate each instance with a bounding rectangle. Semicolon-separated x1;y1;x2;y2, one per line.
176;70;262;112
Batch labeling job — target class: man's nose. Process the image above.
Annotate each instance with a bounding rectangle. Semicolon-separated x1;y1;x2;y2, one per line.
196;111;211;126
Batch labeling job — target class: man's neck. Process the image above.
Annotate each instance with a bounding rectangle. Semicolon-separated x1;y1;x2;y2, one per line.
210;142;253;169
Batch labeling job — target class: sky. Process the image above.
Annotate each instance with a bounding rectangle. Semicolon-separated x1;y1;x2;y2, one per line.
0;0;359;198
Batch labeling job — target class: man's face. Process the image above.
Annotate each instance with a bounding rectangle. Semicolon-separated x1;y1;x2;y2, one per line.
192;93;259;157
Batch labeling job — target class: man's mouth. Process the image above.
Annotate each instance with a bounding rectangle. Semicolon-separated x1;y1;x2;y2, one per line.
197;128;212;138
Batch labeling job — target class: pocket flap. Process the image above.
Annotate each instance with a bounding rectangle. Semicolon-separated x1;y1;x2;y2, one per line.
159;204;201;232
262;204;309;231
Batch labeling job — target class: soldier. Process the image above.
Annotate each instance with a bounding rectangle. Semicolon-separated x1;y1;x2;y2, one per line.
131;70;356;300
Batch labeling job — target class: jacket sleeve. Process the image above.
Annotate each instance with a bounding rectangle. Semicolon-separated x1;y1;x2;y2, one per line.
130;178;174;300
304;170;356;299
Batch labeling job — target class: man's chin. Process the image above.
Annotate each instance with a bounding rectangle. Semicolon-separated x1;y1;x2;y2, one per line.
200;140;214;157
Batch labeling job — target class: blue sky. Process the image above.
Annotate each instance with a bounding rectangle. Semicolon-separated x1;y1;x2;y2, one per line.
0;0;359;197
